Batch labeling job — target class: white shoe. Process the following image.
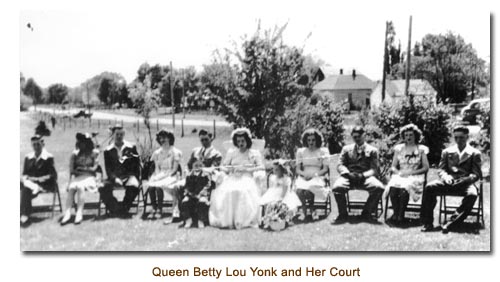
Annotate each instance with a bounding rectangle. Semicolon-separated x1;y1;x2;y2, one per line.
20;215;29;224
61;211;72;225
172;208;180;219
74;212;83;225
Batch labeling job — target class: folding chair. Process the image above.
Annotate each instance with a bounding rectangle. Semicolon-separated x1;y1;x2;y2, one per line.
345;190;383;217
31;182;63;218
384;173;427;221
438;179;485;228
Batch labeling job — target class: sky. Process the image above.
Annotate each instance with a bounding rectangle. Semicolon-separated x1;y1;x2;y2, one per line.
19;0;490;88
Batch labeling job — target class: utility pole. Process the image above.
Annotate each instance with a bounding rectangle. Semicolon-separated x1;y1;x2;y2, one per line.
181;68;186;119
86;82;90;114
170;61;175;128
381;21;389;101
404;15;412;96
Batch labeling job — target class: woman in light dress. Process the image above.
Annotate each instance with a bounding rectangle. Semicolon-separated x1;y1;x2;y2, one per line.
209;128;264;229
61;133;101;225
295;128;330;221
145;129;183;221
385;124;429;225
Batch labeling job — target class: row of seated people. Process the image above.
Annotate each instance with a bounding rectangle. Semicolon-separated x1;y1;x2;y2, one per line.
20;124;482;234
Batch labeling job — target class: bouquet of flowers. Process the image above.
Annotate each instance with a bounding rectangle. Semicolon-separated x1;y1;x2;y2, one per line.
261;201;294;231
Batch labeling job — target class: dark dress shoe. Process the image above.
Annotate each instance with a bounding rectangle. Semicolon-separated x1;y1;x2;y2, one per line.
420;224;434;232
442;226;449;234
332;215;348;225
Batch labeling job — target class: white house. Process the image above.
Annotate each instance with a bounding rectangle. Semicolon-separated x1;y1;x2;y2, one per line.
370;79;437;108
313;69;375;110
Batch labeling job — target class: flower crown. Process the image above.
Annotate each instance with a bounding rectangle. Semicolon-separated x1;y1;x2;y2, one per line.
231;127;252;140
301;128;324;146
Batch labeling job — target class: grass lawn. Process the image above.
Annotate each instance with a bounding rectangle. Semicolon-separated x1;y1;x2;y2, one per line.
20;113;490;251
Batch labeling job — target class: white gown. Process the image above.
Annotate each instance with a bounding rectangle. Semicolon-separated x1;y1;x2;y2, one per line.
209;148;263;229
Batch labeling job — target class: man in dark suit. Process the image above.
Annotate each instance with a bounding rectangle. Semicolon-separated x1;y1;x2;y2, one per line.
100;125;141;215
331;126;384;224
421;125;482;233
20;135;57;225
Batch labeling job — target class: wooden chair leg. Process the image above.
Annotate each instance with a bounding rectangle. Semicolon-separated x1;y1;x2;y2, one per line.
57;187;63;213
51;188;57;218
384;192;389;221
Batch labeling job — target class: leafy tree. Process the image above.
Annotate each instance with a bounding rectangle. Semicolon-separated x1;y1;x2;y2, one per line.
205;24;313;144
128;74;160;145
384;22;401;78
392;32;487;103
20;72;26;95
46;83;69;104
78;72;125;106
97;77;117;105
24;78;43;105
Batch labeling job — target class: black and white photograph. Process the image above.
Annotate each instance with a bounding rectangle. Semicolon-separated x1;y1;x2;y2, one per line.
18;2;490;252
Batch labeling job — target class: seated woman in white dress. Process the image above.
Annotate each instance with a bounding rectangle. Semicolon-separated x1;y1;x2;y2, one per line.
260;160;302;231
61;133;101;225
385;124;429;225
295;128;330;221
144;129;183;221
209;128;264;229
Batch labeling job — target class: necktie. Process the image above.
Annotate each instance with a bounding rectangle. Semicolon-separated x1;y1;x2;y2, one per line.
200;147;206;159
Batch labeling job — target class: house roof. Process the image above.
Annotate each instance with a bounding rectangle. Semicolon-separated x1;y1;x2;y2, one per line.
384;79;436;97
313;73;375;91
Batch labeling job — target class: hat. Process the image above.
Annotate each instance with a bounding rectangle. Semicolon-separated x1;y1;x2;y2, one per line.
109;124;124;133
76;132;92;141
30;134;43;142
301;128;324;147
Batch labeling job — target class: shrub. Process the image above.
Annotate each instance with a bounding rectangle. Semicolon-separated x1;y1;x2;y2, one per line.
267;98;344;160
477;103;490;156
20;94;33;111
372;95;452;165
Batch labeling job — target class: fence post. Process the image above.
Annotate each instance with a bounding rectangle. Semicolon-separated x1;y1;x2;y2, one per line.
213;119;216;139
137;120;140;132
181;119;184;137
121;120;124;127
156;119;159;131
98;119;100;129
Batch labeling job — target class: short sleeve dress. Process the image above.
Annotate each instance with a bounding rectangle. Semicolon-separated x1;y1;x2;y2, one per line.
295;147;330;198
386;144;429;202
68;149;100;193
146;146;183;191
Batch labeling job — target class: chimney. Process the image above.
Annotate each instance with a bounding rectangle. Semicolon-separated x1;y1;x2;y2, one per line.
352;69;356;79
339;69;343;75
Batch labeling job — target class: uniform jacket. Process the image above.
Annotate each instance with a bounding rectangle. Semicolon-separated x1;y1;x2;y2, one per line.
438;144;482;183
337;143;379;176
